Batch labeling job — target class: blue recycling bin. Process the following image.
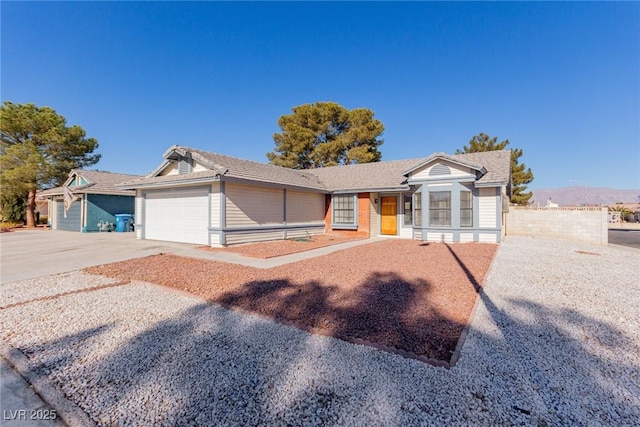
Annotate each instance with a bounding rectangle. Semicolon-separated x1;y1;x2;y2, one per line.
115;214;133;232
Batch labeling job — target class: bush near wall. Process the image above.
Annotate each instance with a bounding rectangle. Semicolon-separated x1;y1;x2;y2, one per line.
0;193;26;223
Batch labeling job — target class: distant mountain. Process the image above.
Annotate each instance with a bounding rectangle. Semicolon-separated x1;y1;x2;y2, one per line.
530;187;639;207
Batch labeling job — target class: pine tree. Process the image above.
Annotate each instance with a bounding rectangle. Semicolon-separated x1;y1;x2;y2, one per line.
1;102;100;227
456;133;534;205
267;102;384;169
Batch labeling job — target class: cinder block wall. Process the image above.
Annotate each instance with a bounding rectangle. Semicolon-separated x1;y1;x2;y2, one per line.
506;207;608;245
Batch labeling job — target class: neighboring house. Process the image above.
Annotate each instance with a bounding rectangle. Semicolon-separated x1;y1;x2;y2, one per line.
608;203;640;223
34;194;49;218
608;211;622;223
40;170;140;232
117;145;511;246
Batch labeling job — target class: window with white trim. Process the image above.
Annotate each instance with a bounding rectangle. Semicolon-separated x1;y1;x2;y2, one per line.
403;195;413;226
429;191;451;227
333;194;355;225
460;191;473;227
414;193;422;226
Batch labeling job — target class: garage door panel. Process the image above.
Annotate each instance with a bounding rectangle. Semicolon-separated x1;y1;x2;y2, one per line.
56;200;81;231
144;187;209;245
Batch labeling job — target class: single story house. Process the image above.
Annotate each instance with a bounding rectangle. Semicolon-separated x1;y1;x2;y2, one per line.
40;170;139;232
117;145;511;246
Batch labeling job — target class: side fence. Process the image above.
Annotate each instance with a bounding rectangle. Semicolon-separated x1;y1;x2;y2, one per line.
505;206;608;245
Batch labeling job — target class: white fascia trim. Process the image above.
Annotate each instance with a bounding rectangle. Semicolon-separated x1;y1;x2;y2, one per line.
117;177;220;190
474;181;508;188
148;159;173;178
331;186;409;194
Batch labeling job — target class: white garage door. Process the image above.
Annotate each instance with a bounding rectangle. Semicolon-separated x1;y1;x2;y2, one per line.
144;187;209;245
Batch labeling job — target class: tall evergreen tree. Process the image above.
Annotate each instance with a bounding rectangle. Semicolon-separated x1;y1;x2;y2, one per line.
0;102;100;227
456;133;534;205
267;102;384;168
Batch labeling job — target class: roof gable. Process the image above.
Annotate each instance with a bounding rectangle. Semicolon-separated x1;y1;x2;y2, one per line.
41;169;141;197
403;153;486;177
406;158;482;182
63;171;87;187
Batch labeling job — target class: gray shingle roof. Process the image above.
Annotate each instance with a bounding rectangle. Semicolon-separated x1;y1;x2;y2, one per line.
117;145;511;192
118;146;325;190
456;150;511;186
39;170;139;197
188;147;326;190
305;158;426;192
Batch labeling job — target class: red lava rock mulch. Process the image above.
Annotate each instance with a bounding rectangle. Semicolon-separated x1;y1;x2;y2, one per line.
86;240;497;363
198;234;365;258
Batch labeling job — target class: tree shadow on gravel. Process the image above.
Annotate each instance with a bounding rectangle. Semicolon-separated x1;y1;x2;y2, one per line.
15;282;639;426
444;243;481;293
444;243;640;425
25;301;447;426
12;241;636;425
470;294;640;425
22;323;114;377
216;271;463;362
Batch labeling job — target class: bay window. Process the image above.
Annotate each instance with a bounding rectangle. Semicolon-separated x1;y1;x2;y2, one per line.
429;191;451;227
414;193;422;226
460;191;473;227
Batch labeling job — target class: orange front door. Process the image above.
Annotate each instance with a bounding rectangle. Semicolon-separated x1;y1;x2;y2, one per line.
380;197;397;235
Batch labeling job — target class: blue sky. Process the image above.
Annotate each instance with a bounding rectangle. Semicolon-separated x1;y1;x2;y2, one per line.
2;1;639;191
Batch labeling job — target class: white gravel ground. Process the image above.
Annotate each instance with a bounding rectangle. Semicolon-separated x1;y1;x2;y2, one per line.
1;236;638;426
0;271;116;308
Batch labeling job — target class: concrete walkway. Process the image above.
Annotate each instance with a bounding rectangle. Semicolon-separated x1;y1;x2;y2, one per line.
172;237;385;268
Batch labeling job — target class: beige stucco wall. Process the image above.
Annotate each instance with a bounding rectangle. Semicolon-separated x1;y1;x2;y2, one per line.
506;207;608;245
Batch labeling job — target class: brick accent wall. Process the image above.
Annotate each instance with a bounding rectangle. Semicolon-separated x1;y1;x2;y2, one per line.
324;195;332;233
356;193;371;237
324;193;371;238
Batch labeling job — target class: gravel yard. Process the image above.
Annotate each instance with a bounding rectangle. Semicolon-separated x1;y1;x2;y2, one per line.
87;240;496;362
1;236;638;426
199;234;364;258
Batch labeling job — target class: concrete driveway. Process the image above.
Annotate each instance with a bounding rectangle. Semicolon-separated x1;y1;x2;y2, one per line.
0;230;198;284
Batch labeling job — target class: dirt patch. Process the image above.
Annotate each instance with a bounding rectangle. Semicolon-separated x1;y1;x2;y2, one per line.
199;234;364;258
0;224;48;232
86;240;497;363
575;250;601;256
